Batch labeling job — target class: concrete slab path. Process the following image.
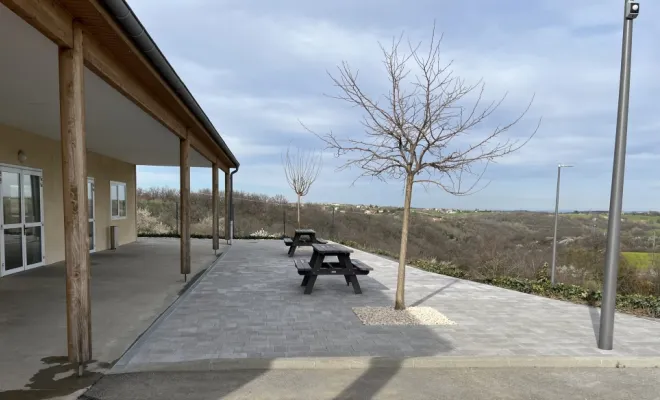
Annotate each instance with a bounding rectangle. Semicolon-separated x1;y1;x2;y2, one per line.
0;237;223;399
113;239;660;372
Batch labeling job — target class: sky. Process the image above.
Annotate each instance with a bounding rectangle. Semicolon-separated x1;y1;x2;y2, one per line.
129;0;660;211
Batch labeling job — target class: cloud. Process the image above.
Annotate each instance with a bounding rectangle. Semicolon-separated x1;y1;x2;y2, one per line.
136;168;179;188
128;0;660;211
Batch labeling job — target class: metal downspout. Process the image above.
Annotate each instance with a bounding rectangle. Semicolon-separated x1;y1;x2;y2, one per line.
229;167;239;244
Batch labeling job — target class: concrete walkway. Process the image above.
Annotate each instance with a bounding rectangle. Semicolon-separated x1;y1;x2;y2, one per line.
112;239;660;373
84;368;660;400
0;237;223;400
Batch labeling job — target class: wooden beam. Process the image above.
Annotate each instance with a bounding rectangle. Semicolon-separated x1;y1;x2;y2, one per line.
189;133;216;166
1;0;73;47
180;136;191;276
59;21;91;365
212;164;219;251
224;172;231;240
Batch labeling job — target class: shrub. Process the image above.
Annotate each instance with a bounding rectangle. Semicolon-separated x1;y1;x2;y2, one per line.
137;208;171;235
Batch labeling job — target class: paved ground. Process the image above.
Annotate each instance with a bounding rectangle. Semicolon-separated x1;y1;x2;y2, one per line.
0;237;224;400
83;368;660;400
114;240;660;371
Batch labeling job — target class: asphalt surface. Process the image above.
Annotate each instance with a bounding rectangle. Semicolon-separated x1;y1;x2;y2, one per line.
82;367;660;400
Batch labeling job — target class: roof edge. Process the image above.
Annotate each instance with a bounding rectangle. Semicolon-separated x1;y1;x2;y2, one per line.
97;0;239;168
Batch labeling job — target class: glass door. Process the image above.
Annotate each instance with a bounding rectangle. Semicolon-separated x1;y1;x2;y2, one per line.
23;170;44;270
88;178;95;252
1;167;24;275
1;166;45;275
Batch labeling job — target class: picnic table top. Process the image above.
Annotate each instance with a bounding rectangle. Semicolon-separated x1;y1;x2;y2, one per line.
295;229;316;234
312;243;353;255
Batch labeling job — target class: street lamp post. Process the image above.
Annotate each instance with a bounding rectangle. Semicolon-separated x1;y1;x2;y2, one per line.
598;0;639;351
551;164;573;286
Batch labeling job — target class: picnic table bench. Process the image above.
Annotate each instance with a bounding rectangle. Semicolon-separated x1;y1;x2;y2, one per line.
284;229;327;257
294;243;373;294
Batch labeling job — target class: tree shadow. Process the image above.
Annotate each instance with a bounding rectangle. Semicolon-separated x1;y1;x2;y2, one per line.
588;306;600;345
333;359;403;400
0;356;110;400
410;280;458;307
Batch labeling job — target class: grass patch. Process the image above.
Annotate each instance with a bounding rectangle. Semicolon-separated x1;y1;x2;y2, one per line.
622;252;658;269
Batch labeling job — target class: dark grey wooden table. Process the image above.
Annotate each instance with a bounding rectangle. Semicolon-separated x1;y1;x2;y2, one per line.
284;229;327;257
294;243;371;294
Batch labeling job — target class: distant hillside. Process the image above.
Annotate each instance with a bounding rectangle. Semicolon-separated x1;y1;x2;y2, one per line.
137;187;660;270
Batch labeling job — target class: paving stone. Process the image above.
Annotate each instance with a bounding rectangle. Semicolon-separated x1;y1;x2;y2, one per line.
118;240;660;369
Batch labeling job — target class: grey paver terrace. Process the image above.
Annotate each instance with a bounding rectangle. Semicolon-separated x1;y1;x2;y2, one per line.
116;239;660;368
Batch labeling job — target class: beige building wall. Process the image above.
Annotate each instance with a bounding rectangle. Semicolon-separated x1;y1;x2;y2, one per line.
0;123;137;265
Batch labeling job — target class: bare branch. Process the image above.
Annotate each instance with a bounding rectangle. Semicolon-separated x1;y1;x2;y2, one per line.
281;144;323;198
306;21;539;198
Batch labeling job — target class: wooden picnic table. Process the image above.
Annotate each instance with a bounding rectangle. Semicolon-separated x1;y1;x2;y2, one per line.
294;243;373;294
283;229;327;257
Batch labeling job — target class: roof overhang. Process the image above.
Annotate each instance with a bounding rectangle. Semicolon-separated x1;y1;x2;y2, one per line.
0;0;238;171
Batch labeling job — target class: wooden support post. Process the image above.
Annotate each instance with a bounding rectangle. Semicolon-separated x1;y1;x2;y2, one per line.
59;21;91;365
224;172;230;241
180;136;191;276
212;163;219;251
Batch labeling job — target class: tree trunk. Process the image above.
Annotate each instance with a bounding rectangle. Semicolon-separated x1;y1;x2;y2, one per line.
297;194;301;229
394;174;414;310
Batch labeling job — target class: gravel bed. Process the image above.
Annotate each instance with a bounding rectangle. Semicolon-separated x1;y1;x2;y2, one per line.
352;306;457;326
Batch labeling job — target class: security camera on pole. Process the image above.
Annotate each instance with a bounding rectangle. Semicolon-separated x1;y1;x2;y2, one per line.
598;0;639;351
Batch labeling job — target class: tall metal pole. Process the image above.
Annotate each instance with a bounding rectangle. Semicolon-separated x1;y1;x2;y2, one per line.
551;165;562;286
599;0;637;351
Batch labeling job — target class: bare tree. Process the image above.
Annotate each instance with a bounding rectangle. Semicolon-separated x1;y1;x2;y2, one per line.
307;25;540;310
282;145;323;228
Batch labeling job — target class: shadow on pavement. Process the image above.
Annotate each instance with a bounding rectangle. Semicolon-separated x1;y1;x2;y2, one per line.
80;366;272;400
411;280;458;307
333;359;403;400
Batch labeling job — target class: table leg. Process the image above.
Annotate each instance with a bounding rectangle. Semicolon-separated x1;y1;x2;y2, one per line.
301;274;310;286
309;252;319;269
349;275;362;294
303;275;318;295
344;275;351;286
288;245;297;257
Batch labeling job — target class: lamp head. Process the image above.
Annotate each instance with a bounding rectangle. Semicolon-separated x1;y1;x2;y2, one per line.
626;1;640;20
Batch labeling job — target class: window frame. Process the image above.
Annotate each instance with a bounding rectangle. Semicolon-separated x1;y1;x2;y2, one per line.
110;181;127;220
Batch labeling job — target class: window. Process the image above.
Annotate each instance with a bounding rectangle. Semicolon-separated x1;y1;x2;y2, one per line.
110;181;127;219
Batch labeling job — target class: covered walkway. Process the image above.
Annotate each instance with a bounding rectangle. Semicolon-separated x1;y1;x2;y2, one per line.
0;238;224;398
0;0;238;374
